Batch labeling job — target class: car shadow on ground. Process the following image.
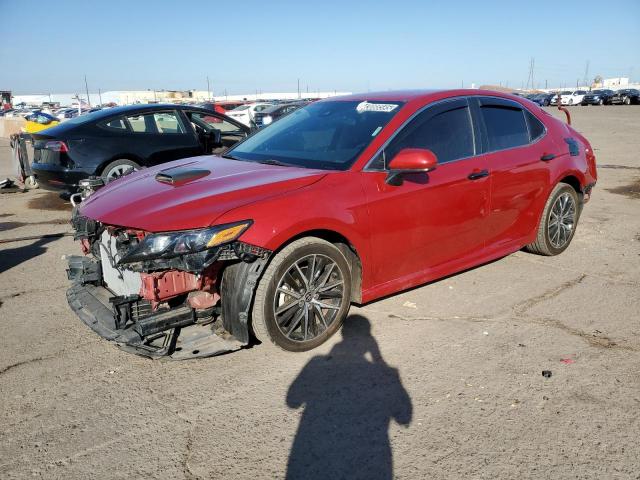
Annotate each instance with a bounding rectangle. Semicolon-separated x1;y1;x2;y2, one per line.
0;236;60;274
285;314;412;480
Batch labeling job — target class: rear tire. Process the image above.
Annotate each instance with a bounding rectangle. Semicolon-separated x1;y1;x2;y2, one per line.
623;96;631;105
525;183;580;256
252;237;352;352
101;159;140;183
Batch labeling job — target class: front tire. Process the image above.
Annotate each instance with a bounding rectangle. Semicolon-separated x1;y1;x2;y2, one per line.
525;183;580;256
252;237;352;352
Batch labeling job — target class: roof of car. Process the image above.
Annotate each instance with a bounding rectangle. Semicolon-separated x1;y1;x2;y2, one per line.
323;89;538;105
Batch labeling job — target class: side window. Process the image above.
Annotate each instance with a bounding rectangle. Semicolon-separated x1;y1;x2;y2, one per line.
101;117;128;131
190;112;243;133
480;103;529;151
382;102;475;167
126;111;185;134
524;110;545;142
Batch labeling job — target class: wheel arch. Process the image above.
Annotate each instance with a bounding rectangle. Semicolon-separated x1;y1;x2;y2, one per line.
270;229;363;304
97;154;145;175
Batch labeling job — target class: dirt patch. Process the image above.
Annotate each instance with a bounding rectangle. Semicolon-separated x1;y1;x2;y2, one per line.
0;213;14;218
27;192;71;211
606;178;640;199
0;219;68;231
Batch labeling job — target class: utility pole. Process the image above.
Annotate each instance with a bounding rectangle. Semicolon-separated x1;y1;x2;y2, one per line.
526;57;535;90
98;88;102;105
297;78;300;99
583;60;590;88
545;79;548;90
84;75;91;107
207;76;211;101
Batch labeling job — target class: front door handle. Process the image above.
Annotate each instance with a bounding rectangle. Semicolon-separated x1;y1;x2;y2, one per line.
468;169;489;180
541;153;556;161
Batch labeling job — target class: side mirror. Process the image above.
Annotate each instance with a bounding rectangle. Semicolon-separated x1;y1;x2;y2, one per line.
208;128;222;146
386;148;438;186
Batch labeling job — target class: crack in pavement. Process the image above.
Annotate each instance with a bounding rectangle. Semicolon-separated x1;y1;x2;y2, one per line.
0;355;54;376
512;274;587;315
182;430;202;480
531;315;637;352
0;341;94;377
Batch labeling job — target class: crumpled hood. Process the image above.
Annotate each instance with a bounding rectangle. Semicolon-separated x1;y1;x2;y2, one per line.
80;155;326;232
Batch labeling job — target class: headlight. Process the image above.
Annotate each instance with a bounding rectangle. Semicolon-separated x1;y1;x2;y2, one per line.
262;115;273;125
118;220;252;264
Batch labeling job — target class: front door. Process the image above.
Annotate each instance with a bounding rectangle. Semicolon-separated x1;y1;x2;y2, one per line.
124;110;203;165
361;98;491;286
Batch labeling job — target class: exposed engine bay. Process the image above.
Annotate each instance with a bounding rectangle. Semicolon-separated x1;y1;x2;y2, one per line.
66;211;271;359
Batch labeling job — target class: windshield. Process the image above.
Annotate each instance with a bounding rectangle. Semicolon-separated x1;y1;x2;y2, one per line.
227;100;404;170
230;105;250;112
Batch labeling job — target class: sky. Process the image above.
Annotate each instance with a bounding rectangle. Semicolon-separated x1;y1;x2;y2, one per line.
1;0;639;95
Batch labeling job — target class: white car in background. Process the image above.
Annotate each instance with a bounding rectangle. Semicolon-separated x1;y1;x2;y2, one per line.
560;90;588;106
225;102;273;127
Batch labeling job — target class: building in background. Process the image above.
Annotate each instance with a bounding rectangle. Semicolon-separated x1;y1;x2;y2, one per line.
11;90;351;107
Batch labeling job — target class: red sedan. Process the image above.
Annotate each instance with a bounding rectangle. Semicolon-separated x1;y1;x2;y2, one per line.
67;89;597;358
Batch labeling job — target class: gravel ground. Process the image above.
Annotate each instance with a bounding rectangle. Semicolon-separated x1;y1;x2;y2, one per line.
0;106;639;479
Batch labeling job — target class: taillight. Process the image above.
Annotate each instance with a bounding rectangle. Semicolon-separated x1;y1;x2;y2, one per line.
45;140;68;152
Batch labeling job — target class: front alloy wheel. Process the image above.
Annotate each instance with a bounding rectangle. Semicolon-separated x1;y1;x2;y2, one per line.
252;237;352;351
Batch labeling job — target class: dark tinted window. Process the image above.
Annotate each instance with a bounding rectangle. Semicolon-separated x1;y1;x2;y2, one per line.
481;105;529;151
383;103;474;166
524;110;545;141
101;117;128;130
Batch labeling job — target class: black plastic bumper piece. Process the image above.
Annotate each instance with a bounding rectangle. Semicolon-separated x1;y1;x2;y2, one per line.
66;282;244;359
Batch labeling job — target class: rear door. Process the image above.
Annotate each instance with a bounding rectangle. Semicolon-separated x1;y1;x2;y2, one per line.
472;97;557;250
124;109;203;165
361;98;491;285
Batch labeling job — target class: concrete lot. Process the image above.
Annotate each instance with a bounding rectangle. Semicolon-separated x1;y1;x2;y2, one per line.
0;106;639;479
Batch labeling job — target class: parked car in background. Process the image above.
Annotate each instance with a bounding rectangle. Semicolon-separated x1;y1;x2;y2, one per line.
610;89;640;105
198;101;249;114
560;90;587;105
527;93;554;106
581;89;615;106
31;104;250;193
24;112;60;133
549;91;567;105
253;102;309;127
65;89;597;359
225;103;273;127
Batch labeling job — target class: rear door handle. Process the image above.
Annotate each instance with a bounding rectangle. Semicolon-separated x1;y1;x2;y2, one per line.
541;153;556;161
468;169;489;180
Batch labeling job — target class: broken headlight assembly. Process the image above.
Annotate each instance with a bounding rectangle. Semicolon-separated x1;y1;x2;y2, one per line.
118;220;253;265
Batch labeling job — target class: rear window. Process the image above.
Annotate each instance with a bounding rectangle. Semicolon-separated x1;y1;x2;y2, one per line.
481;105;529;151
524;110;545;142
101;117;128;130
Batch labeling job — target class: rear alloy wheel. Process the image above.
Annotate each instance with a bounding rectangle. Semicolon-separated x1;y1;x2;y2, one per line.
525;183;580;256
102;159;140;183
252;237;351;351
623;96;631;105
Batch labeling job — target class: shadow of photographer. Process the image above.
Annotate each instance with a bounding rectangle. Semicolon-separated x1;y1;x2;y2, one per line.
286;314;412;480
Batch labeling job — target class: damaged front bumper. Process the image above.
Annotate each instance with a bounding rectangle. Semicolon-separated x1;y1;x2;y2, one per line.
65;215;271;360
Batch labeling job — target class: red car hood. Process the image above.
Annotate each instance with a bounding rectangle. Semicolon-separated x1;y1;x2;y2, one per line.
79;156;327;232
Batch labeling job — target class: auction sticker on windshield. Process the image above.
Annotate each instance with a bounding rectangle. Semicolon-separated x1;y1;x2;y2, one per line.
356;101;400;113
